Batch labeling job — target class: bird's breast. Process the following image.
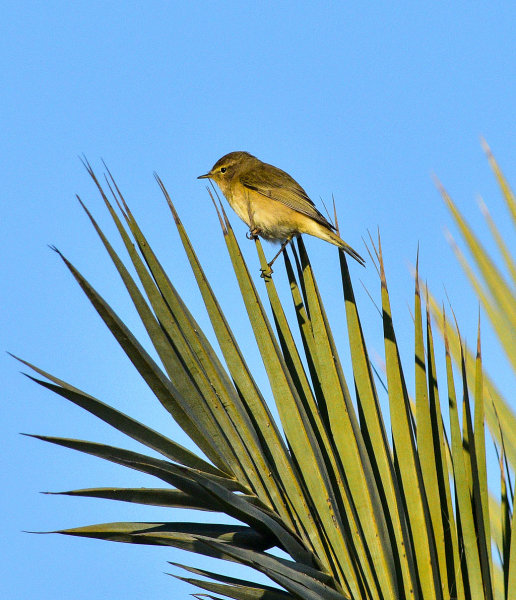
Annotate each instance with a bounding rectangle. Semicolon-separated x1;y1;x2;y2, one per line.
223;182;311;241
225;185;252;226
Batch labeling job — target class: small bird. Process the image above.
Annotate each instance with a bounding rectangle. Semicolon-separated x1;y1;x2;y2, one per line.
198;151;364;269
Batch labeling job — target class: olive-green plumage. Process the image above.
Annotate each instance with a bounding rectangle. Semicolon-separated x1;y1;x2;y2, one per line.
198;151;364;267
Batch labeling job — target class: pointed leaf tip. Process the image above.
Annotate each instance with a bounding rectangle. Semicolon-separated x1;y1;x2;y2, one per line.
377;235;387;287
431;172;444;191
480;137;491;156
476;312;482;358
156;176;181;224
207;189;226;232
75;195;93;217
415;251;420;295
78;154;94;175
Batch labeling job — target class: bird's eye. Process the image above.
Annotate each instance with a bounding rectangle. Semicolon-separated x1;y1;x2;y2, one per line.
220;167;227;173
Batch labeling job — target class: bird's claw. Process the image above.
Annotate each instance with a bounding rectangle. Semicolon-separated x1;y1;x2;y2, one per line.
260;264;274;279
246;227;261;240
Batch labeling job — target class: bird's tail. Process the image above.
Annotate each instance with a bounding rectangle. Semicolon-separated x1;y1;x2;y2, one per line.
318;227;365;266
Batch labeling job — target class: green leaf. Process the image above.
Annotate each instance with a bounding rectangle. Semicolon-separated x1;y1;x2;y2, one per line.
506;484;516;599
423;303;465;600
259;243;377;596
160;182;310;541
482;139;516;226
198;540;349;600
47;487;244;511
77;188;248;481
378;240;441;600
15;357;224;477
56;522;273;556
458;339;493;599
26;434;245;493
171;562;292;599
426;290;516;471
340;247;418;600
219;214;358;594
50;246;230;474
474;322;494;589
172;571;291;600
477;197;516;286
440;184;516;331
443;320;484;598
414;266;450;599
293;240;398;600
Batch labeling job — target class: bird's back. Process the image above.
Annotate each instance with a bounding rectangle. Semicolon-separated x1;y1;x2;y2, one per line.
240;161;334;231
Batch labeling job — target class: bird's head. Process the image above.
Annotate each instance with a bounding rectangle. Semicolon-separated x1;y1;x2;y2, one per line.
198;151;257;191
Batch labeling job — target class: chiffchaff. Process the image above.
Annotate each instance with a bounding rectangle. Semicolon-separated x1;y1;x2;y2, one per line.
198;151;364;269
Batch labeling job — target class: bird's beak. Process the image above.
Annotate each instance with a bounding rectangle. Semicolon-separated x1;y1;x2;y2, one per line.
197;173;211;179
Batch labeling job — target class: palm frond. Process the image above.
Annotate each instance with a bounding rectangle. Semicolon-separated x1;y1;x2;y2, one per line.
21;149;515;599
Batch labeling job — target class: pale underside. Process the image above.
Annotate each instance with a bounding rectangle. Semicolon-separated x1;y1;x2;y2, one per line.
227;183;339;245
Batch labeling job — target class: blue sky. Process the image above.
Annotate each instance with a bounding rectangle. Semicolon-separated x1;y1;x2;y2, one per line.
3;3;515;598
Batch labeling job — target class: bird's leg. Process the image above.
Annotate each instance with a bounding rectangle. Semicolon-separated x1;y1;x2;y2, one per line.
260;237;292;278
245;200;261;239
268;238;290;268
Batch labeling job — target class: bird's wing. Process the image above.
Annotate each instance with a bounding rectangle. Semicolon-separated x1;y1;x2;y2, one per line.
240;163;335;230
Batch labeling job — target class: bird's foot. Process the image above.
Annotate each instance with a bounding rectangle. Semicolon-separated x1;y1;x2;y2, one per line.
260;264;274;279
246;227;261;240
